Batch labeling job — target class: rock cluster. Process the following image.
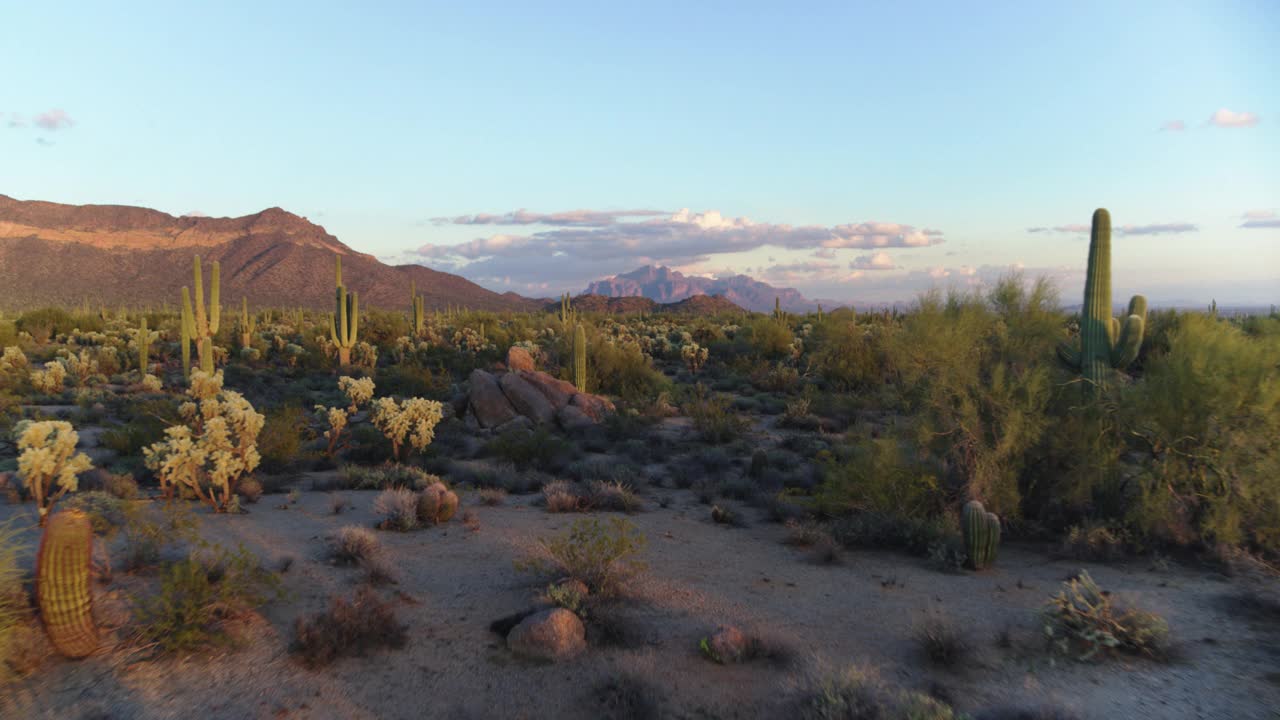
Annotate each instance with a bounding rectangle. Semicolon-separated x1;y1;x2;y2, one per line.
465;348;615;433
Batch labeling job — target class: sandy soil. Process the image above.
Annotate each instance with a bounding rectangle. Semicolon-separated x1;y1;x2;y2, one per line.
2;479;1278;720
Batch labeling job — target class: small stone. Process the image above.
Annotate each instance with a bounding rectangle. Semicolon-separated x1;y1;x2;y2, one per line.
507;608;586;662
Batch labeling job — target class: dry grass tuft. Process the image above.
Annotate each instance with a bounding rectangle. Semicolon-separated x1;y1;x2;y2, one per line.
291;587;407;668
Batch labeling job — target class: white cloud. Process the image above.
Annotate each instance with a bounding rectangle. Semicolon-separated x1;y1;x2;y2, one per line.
849;251;897;270
33;109;74;131
1160;120;1186;132
1208;108;1260;128
1027;222;1197;236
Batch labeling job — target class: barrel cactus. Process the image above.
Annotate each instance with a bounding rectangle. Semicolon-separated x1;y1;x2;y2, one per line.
36;509;98;657
416;483;458;525
1057;209;1147;393
962;500;1000;570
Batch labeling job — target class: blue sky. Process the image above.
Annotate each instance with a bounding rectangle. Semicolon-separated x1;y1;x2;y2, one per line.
2;1;1277;304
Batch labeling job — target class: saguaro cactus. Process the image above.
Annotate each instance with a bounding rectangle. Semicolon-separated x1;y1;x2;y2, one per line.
36;509;98;658
331;255;359;367
1057;209;1147;393
137;317;151;372
573;323;588;392
181;256;221;375
180;301;192;378
410;280;426;337
239;297;257;349
962;500;1001;570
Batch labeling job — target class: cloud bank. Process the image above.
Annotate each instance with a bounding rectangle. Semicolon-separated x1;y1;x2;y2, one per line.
1208;108;1260;128
1027;222;1197;236
413;208;945;292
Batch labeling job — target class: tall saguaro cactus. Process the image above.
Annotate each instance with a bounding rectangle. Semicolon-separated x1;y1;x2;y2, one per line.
573;323;588;392
137;317;151;372
331;255;359;367
410;280;426;337
1057;209;1147;393
37;510;98;658
181;256;221;375
560;293;576;326
239;297;257;349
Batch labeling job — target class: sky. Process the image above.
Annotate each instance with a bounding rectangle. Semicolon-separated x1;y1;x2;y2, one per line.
2;1;1277;305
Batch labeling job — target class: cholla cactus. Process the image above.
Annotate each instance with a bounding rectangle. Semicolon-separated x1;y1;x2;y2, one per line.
59;350;98;387
351;341;378;370
0;346;29;374
143;370;264;512
137;374;163;393
30;361;67;394
681;343;709;373
315;405;351;459
17;421;93;525
338;376;375;412
370;396;444;462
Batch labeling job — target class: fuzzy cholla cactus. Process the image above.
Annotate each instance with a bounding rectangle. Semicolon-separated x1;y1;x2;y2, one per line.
137;374;163;393
30;361;67;394
59;349;99;387
370;397;444;462
316;405;351;459
17;421;93;525
0;346;29;374
143;370;265;512
338;376;375;412
351;341;378;370
681;343;709;373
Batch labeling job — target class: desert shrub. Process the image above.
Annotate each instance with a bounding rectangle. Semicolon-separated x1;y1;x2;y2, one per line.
134;543;282;652
1057;522;1128;561
338;463;437;491
61;491;127;536
1043;570;1170;661
743;317;795;361
812;320;883;392
517;517;647;595
121;500;200;571
915;611;970;668
377;363;451;400
830;511;961;559
595;670;662;720
373;488;418;531
588;481;643;513
16;307;85;339
291;587;407;668
886;281;1059;518
235;477;263;503
589;336;669;403
330;525;381;565
795;665;961;720
479;488;507;506
1119;314;1280;551
483;426;576;472
817;438;943;519
257;404;311;473
103;472;139;500
685;384;749;444
543;479;584;513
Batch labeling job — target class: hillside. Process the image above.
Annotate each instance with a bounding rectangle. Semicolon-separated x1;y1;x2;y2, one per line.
0;194;540;312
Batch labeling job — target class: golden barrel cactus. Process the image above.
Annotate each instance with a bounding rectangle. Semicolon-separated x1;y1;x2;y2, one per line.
37;509;98;658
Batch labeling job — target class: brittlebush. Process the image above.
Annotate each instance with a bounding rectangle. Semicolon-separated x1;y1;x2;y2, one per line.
144;370;264;512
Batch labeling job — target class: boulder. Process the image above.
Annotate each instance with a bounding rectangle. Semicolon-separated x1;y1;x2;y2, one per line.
468;369;518;428
556;405;595;432
507;608;586;662
704;625;749;664
499;372;556;425
570;392;616;422
494;415;535;435
519;371;576;410
506;346;536;373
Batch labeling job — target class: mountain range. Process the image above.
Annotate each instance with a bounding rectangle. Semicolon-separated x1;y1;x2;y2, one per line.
585;265;822;313
0;194;539;312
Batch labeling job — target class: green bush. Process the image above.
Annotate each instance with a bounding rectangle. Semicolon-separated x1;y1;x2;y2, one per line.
257;404;311;473
1120;314;1280;551
517;517;647;595
134;543;283;652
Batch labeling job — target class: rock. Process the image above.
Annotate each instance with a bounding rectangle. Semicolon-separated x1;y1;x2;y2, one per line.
570;393;616;422
494;415;535;435
468;369;518;428
507;346;536;373
499;372;556;425
705;625;749;664
556;405;595;432
507;608;586;662
519;371;576;410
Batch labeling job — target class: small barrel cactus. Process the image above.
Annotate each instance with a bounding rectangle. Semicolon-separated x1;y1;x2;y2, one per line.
417;482;458;525
962;500;1001;570
37;509;98;657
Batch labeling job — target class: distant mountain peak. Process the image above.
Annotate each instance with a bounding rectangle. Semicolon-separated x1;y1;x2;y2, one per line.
585;264;817;313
